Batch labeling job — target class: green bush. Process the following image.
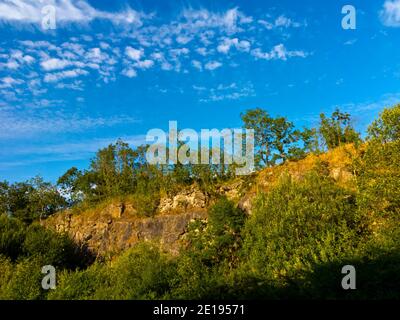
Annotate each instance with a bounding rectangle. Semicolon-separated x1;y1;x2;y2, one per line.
186;197;245;267
0;215;84;269
0;257;45;300
49;243;175;300
48;263;110;300
0;216;26;260
132;192;160;217
356;141;400;219
23;224;82;269
241;172;365;287
107;243;174;299
0;255;14;299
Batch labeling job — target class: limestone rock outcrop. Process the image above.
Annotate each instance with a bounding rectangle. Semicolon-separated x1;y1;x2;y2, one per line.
45;205;207;257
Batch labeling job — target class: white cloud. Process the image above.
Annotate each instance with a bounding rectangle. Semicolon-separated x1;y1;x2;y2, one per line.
274;15;301;28
204;61;222;70
0;135;146;169
55;80;84;91
258;15;302;29
0;0;146;27
151;52;164;60
1;136;145;158
86;48;106;62
197;81;255;102
193;85;207;91
176;35;193;44
1;60;19;70
181;7;253;34
125;46;144;61
344;39;357;46
169;48;190;57
122;68;137;78
0;6;310;97
135;59;154;69
44;68;88;83
0;107;139;140
41;58;71;71
258;19;274;30
251;44;307;61
161;62;173;71
192;60;203;71
0;76;23;88
217;41;231;54
196;47;209;56
22;55;35;64
217;38;251;54
20;40;55;49
380;0;400;27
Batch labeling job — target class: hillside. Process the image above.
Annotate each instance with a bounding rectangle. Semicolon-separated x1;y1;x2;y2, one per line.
43;144;359;258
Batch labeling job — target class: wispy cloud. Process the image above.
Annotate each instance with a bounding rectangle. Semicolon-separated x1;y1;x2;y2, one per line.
180;7;253;34
0;135;146;169
195;81;255;102
327;93;400;131
43;68;88;82
41;58;73;71
0;0;146;27
217;37;251;54
0;4;309;100
204;60;222;70
258;15;304;30
380;0;400;27
0;107;139;139
251;44;308;61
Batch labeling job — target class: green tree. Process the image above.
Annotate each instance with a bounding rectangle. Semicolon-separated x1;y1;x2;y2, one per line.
241;108;275;167
0;215;26;260
287;127;321;161
3;177;65;223
0;181;9;215
319;108;360;149
270;116;300;163
241;108;300;167
28;176;66;221
57;167;84;205
186;197;245;267
356;104;400;217
367;104;400;143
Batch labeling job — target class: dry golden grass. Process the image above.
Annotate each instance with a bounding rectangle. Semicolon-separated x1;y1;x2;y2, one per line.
254;143;361;194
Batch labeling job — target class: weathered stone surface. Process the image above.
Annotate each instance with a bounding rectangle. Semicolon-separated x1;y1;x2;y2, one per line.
217;180;244;200
44;206;207;257
238;193;254;215
330;167;354;183
158;186;207;213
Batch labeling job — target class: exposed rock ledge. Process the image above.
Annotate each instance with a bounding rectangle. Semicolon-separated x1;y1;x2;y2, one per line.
44;207;207;257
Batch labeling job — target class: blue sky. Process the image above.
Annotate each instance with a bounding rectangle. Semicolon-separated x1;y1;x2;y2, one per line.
0;0;399;182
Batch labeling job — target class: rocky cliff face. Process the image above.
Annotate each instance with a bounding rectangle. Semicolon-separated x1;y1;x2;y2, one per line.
158;186;208;213
44;145;356;259
45;204;207;257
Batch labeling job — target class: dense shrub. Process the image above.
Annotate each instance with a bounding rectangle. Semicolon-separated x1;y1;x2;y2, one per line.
0;216;26;260
0;257;45;300
186;197;245;267
0;216;84;269
23;224;83;269
48;263;111;300
107;243;174;299
50;243;175;300
240;172;366;288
